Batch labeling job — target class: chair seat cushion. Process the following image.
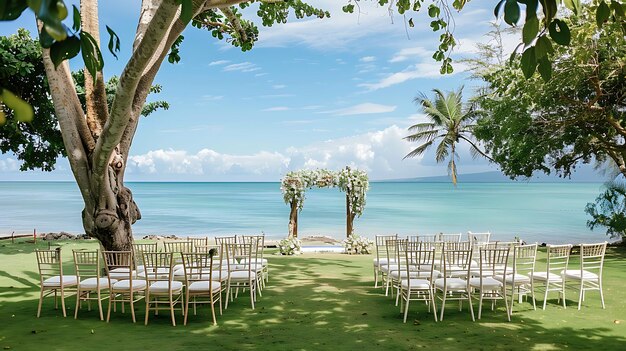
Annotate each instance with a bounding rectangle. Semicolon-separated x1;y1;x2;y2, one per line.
561;270;598;280
188;281;222;293
530;272;562;282
148;280;183;293
229;270;257;280
112;279;147;291
494;273;530;284
243;258;268;266
108;268;137;280
373;258;396;267
435;277;467;290
401;279;431;289
43;275;78;287
79;277;115;289
390;270;440;279
469;277;503;289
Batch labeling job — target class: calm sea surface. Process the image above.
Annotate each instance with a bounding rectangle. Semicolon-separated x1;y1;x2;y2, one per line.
0;181;611;244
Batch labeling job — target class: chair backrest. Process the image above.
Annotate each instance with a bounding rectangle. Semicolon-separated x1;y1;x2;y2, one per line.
579;242;607;275
132;242;159;268
181;252;214;284
102;251;134;280
375;234;397;263
493;241;520;249
468;231;491;245
385;238;404;266
73;249;100;282
187;237;209;249
545;244;572;275
511;243;538;276
476;247;510;277
240;234;265;262
224;243;255;276
405;244;436;284
142;252;175;283
438;233;462;243
215;235;237;247
444;241;472;251
441;247;472;278
36;248;63;283
163;241;194;253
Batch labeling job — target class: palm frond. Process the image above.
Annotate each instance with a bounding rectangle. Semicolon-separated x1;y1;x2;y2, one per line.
404;129;443;143
407;122;436;132
404;140;435;159
434;137;452;163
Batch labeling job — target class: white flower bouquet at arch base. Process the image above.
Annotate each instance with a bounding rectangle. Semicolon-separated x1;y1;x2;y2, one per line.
342;234;374;254
278;237;302;255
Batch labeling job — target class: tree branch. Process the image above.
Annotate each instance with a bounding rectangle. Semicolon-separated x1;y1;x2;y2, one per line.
92;0;179;188
81;0;109;137
219;6;247;43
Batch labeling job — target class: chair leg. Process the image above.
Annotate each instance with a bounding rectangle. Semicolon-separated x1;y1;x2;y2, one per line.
224;283;230;310
106;292;113;322
374;267;378;288
403;291;410;323
467;290;475;322
561;281;567;309
97;290;104;321
578;280;583;310
75;289;81;319
599;279;605;309
184;292;190;326
430;289;438;322
250;281;255;310
170;294;176;327
531;280;537;310
37;288;44;318
60;287;67;317
542;281;549;310
130;292;136;323
477;291;483;320
503;286;511;322
439;290;447;321
210;296;217;326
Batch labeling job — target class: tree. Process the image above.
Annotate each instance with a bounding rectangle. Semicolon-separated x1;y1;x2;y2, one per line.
471;5;626;180
404;87;490;185
585;182;626;240
0;29;169;171
0;1;624;250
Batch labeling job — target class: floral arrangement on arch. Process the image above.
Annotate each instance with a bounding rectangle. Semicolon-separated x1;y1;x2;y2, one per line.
278;237;302;255
342;234;374;254
280;167;369;215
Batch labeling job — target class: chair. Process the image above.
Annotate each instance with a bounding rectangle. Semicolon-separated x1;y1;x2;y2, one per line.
240;234;269;287
132;242;159;274
496;243;538;313
181;252;221;325
163;241;194;274
435;247;474;321
438;233;462;243
142;252;184;326
35;248;78;317
469;247;511;320
399;243;438;322
187;236;209;250
102;251;146;323
530;244;571;309
73;249;112;320
444;241;472;251
373;235;397;288
224;242;259;309
382;238;404;296
467;231;491;245
562;242;607;310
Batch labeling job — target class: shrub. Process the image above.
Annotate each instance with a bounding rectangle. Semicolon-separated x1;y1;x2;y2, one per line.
342;234;373;254
278;237;302;255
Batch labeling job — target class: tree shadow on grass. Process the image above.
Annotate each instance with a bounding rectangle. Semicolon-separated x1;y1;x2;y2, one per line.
1;252;625;351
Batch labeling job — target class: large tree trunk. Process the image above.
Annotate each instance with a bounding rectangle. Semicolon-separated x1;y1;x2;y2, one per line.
288;200;298;238
346;193;355;237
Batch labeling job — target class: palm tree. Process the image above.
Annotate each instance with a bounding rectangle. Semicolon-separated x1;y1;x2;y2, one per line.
404;87;492;185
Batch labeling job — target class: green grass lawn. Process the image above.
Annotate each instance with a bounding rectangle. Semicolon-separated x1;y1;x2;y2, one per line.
1;239;625;350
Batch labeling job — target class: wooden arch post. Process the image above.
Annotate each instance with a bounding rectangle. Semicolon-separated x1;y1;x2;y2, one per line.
345;166;355;238
288;200;298;238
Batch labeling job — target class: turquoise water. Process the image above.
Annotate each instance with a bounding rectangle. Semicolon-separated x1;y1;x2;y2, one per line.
0;181;610;244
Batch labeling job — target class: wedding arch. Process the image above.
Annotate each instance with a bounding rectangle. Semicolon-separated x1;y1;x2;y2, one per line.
280;167;369;238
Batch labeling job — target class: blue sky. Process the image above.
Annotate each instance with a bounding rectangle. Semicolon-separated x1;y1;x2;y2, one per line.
0;1;598;182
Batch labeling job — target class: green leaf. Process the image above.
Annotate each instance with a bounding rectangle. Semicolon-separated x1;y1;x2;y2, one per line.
537;57;552;81
611;1;626;18
534;35;553;59
49;35;80;68
597;1;610;27
179;0;193;24
408;18;414;28
80;31;104;83
106;25;120;59
428;4;440;18
540;0;558;24
1;89;34;123
520;47;537;78
0;1;28;20
522;16;539;45
548;19;571;46
493;0;506;18
524;0;539;20
38;26;55;48
503;0;520;25
72;5;80;32
563;0;581;15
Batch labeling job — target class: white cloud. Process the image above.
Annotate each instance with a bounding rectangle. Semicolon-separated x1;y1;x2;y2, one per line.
322;103;397;116
0;158;19;172
208;60;229;66
272;84;287;89
360;56;376;62
389;47;429;63
262;106;290;112
223;62;260;72
202;95;223;101
359;62;466;91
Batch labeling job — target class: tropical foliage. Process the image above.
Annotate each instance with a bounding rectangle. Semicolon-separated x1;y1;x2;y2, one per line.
404;87;489;185
471;5;626;180
586;182;626;239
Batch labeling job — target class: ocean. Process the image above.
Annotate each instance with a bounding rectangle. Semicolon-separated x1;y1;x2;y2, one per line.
0;181;611;244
